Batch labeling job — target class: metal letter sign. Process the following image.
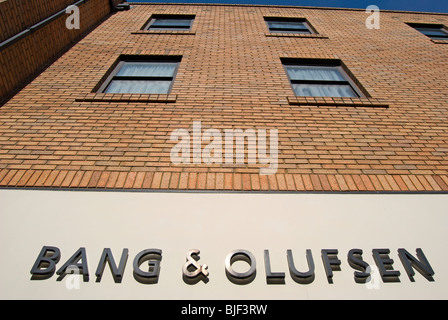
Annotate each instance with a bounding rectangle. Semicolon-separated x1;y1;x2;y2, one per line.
225;249;257;285
6;190;445;299
182;249;209;284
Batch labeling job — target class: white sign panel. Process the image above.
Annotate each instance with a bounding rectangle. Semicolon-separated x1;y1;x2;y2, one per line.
0;189;446;300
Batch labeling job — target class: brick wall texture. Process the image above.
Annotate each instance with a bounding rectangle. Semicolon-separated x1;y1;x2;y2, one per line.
0;3;448;191
0;0;82;42
0;0;117;101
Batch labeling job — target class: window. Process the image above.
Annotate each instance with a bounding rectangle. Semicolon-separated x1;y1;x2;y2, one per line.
144;15;195;31
282;59;364;98
265;17;314;34
98;56;181;94
408;23;448;40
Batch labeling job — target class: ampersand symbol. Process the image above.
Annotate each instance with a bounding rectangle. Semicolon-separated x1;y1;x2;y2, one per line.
182;249;209;284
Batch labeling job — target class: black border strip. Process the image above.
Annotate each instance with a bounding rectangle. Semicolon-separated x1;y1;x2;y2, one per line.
127;2;448;16
0;186;447;195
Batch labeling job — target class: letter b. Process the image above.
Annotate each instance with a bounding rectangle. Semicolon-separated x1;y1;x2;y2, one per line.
30;246;61;280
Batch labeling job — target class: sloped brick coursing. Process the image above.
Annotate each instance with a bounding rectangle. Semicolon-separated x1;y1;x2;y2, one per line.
0;4;447;191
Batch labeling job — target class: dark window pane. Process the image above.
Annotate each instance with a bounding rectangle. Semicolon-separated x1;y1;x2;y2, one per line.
106;80;172;94
267;20;311;33
149;26;190;30
268;21;308;30
416;27;448;37
286;66;346;81
429;36;448;40
270;29;311;34
117;62;177;77
152;19;192;27
292;83;358;97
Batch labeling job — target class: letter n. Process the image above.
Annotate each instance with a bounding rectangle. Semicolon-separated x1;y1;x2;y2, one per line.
398;248;435;282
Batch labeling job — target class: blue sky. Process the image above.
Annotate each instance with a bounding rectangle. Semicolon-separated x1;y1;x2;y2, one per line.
129;0;448;13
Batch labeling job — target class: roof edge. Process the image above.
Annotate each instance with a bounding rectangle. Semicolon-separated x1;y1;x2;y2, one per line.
126;2;448;16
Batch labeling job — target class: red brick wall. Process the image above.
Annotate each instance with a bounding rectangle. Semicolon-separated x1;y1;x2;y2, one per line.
0;4;447;191
0;0;79;42
0;0;119;101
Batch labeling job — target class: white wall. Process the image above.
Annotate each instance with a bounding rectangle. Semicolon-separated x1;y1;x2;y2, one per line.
0;189;446;299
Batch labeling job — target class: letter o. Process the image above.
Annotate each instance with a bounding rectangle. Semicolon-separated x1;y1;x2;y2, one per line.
225;249;256;285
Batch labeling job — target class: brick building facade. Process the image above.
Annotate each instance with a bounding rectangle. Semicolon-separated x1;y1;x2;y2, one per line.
0;0;124;101
0;3;448;192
